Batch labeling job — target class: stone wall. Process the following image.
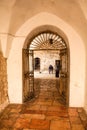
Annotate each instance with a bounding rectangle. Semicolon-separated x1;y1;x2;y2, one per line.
0;52;9;112
34;50;60;72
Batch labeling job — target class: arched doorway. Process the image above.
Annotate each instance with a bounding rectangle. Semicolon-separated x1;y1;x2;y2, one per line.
7;13;85;106
23;30;69;106
34;57;40;71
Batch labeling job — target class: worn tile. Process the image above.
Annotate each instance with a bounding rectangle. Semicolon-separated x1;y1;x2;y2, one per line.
46;115;69;121
68;108;79;117
72;124;85;130
29;119;50;130
46;111;68;117
13;117;30;129
40;105;48;111
70;116;82;124
19;114;31;120
47;106;67;113
30;114;46;119
25;104;41;111
0;119;14;128
21;109;46;115
79;109;87;121
0;79;87;130
50;120;71;130
53;100;65;106
36;101;52;106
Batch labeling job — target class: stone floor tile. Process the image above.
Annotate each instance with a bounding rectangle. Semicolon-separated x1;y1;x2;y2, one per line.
21;109;46;115
30;114;46;119
0;128;11;130
40;105;48;111
10;108;21;113
69;116;82;124
79;109;87;121
52;100;65;106
82;119;87;128
50;128;71;130
46;111;68;117
0;79;87;130
0;113;9;120
47;106;67;113
25;105;41;111
13;117;30;129
46;115;62;120
8;113;20;120
68;108;79;116
72;124;85;130
50;120;71;130
7;104;21;109
37;98;52;103
46;116;69;121
0;119;14;128
78;107;83;113
29;119;50;130
23;129;36;130
36;101;52;106
19;114;31;120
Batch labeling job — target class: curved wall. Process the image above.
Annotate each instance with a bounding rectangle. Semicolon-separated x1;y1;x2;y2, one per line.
7;12;85;107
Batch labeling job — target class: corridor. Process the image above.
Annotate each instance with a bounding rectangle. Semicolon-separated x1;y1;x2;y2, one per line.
0;78;87;130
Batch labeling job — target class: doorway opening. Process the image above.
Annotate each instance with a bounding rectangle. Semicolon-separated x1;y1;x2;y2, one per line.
23;31;69;106
34;57;40;71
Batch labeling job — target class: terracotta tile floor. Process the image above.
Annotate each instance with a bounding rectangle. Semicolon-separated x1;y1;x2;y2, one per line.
0;78;87;130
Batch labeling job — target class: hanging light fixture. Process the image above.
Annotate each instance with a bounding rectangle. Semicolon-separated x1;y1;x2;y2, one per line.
49;38;53;44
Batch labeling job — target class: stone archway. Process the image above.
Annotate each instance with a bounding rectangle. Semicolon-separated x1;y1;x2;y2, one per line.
7;13;85;107
23;27;70;105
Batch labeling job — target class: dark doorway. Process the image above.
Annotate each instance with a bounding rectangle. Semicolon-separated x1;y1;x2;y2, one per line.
34;57;40;71
23;31;69;106
55;60;61;77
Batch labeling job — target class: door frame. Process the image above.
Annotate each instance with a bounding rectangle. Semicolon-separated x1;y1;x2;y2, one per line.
22;29;70;106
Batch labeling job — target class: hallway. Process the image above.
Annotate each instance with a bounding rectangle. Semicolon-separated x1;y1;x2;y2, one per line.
0;78;87;130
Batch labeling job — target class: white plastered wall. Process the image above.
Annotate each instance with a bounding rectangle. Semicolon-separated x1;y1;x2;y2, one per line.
34;50;60;72
7;12;85;107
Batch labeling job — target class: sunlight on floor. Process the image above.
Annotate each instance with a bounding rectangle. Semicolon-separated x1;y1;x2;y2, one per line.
34;70;57;79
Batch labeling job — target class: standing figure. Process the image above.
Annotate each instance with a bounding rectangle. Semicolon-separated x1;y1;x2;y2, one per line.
49;65;53;74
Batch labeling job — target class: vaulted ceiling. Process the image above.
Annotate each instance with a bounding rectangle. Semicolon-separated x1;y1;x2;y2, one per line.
0;0;87;35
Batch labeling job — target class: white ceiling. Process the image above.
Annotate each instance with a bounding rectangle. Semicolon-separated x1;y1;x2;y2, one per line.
0;0;87;35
